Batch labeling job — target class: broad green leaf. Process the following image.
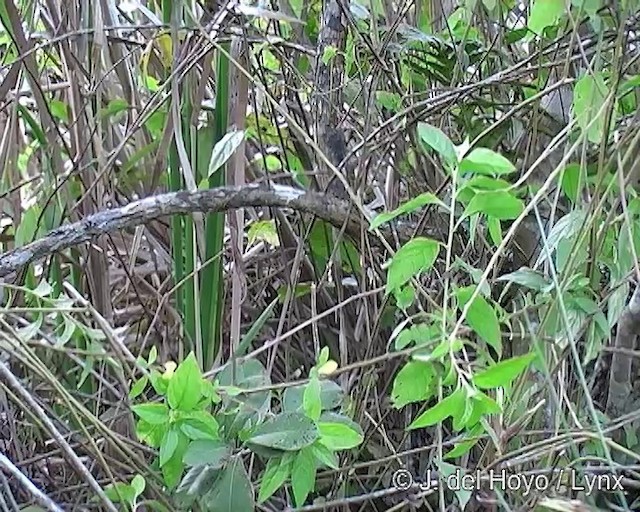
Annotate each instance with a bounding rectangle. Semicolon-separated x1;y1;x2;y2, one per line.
131;474;146;498
391;361;435;408
15;205;43;247
183;439;231;468
573;73;610;144
129;376;148;399
321;45;338;65
370;193;445;230
395;284;416;310
458;148;516;176
461;392;502;429
160;428;180;466
178;410;220;440
386;238;440;294
161;433;189;488
318;347;330;366
247;220;280;247
258;455;292;503
104;482;136;505
417;122;457;167
317;413;364;450
445;437;479;459
457;286;501;355
176;465;219;505
203;458;254;512
208;130;245;177
100;98;129;119
303;376;322;421
148;346;158;365
375;91;402;112
560;163;581;203
281;380;343;413
394;322;441;350
167;353;203;412
291;448;316;506
248;412;319;451
473;353;535;389
310;442;340;469
528;0;564;36
131;403;169;425
540;210;587;265
413;338;464;363
497;268;551;291
50;100;69;122
409;387;466;429
463;191;524;220
457;175;511;203
488;217;502;246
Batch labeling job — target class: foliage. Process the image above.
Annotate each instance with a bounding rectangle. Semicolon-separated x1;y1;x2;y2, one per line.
1;0;640;510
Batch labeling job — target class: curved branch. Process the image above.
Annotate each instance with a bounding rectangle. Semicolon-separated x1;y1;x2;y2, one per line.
0;184;416;278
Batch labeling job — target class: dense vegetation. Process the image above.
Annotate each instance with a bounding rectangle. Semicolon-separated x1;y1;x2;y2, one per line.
1;0;640;510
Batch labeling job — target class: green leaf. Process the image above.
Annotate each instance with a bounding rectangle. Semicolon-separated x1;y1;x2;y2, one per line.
50;99;69;122
317;413;364;450
176;465;219;506
488;217;502;246
391;361;435;408
161;433;189;488
14;205;43;247
386;237;440;294
417;122;457;167
282;379;343;413
473;354;535;389
408;387;466;430
394;322;441;350
458;148;516;176
303;376;322;421
497;268;551;291
456;286;502;355
203;458;254;512
104;482;136;505
310;442;340;469
160;428;180;467
248;412;319;451
394;285;416;310
131;403;169;425
445;437;479;459
573;73;609;144
375;91;402;112
178;410;220;440
208;130;245;177
321;45;338;65
247;220;279;247
369;193;445;230
100;98;129;119
167;352;203;412
258;455;292;503
292;448;316;507
318;347;330;366
129;376;148;399
131;474;146;498
183;439;231;468
463;191;524;220
528;0;564;36
560;163;581;203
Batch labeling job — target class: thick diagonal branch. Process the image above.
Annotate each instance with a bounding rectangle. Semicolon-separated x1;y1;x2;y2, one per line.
0;184;419;278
